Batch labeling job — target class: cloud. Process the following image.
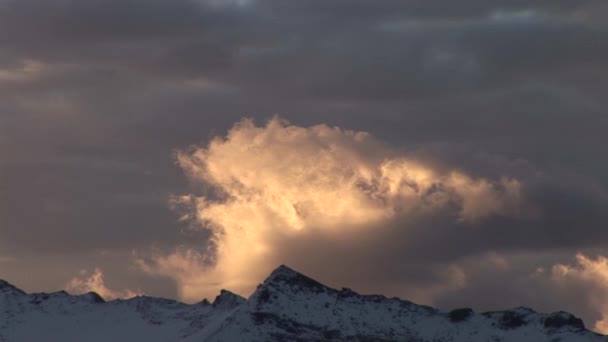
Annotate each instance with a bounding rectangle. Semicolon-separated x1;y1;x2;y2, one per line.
0;60;46;83
136;247;214;302
425;251;608;335
550;254;608;333
0;0;606;332
139;117;522;301
66;268;139;300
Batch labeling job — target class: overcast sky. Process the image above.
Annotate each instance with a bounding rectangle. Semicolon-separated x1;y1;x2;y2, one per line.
2;0;608;333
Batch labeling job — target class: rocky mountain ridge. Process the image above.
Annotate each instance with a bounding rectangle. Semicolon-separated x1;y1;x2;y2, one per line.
0;265;605;341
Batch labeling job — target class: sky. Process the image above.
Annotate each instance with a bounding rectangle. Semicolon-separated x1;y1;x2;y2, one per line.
1;0;608;333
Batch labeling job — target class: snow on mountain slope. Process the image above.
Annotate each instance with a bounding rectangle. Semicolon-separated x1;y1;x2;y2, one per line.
0;279;244;342
1;266;606;342
194;266;607;342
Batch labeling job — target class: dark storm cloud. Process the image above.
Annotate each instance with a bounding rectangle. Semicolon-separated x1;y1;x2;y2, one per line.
3;0;607;93
1;0;607;330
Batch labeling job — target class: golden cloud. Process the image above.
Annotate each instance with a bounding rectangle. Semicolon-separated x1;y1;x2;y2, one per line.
139;117;523;302
551;254;608;333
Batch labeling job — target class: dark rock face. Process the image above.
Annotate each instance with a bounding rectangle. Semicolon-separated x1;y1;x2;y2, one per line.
0;279;26;295
498;311;528;329
85;292;105;304
266;265;327;294
338;287;358;299
449;308;474;322
544;312;586;331
197;298;211;306
212;289;245;309
256;287;272;305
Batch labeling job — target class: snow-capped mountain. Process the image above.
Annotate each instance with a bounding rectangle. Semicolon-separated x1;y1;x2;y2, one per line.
0;266;605;341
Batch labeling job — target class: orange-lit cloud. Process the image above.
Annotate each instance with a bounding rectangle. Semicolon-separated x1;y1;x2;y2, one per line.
550;254;608;333
66;268;139;300
139;117;523;302
0;60;46;83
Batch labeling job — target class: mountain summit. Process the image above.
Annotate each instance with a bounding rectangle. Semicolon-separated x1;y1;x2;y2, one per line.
0;265;604;341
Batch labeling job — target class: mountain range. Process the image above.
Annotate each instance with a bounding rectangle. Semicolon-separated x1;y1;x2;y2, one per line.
0;265;605;341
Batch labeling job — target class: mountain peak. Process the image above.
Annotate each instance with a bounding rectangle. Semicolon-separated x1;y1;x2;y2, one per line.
260;265;329;295
0;279;26;295
197;298;211;306
82;291;105;303
212;289;245;309
268;264;300;278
